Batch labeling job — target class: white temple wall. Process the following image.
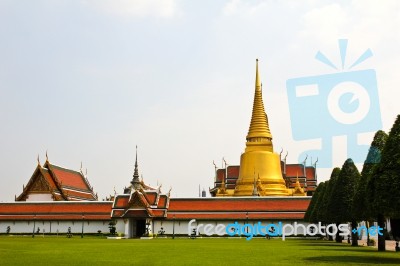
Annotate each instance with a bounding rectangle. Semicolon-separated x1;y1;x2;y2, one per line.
25;193;53;201
0;220;124;234
152;219;311;236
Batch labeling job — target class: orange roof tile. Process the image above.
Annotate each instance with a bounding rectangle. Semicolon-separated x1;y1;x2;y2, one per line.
50;165;90;191
157;195;167;208
113;196;129;208
168;197;310;212
285;164;304;177
144;192;157;205
166;212;305;220
0;202;112;221
227;166;239;178
305;167;316;180
216;169;225;181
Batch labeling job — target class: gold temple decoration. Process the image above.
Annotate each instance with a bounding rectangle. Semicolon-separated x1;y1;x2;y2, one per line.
293;172;307;196
217;59;294;196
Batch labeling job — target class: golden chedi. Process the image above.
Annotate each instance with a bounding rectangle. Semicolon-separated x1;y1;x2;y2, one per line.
217;59;294;196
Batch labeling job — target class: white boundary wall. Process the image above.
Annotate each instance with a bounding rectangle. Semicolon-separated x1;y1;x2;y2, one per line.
151;219;310;236
0;220;125;234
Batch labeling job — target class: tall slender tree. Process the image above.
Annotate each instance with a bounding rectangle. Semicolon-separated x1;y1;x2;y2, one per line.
304;182;325;223
321;168;341;225
329;159;360;245
311;182;326;224
368;115;400;251
355;130;388;245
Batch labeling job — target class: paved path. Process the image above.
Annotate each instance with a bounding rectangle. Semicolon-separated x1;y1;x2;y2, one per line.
352;239;397;251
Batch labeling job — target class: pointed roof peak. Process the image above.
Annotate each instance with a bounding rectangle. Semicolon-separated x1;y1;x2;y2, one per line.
255;58;261;89
133;145;139;179
135;145;138;168
131;145;141;190
246;59;273;142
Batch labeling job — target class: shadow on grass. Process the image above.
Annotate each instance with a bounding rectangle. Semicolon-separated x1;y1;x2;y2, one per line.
302;248;377;253
304;255;400;264
300;243;344;247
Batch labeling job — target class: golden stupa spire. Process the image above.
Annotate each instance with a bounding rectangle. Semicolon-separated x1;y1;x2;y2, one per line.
246;59;272;143
231;59;290;196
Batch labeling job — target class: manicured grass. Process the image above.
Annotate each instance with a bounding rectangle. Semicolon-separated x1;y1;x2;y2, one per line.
0;236;399;265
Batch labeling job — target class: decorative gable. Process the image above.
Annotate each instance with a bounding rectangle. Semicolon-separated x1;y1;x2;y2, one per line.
16;158;98;201
112;187;169;219
30;174;51;192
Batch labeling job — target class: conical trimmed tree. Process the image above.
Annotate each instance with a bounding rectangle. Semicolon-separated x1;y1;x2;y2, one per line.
358;130;388;220
329;159;360;245
355;130;388;246
368;115;400;251
310;182;326;225
304;182;325;223
321;168;341;226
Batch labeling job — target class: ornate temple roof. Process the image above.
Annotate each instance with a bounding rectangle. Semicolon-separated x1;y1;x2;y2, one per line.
16;158;98;201
111;147;170;219
111;189;170;219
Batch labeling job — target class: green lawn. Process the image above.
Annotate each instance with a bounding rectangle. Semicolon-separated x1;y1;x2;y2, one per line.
0;236;399;265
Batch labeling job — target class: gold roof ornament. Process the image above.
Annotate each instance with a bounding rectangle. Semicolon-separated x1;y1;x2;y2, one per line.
293;172;306;196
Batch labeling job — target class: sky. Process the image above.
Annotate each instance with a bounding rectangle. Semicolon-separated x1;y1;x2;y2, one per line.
1;0;400;201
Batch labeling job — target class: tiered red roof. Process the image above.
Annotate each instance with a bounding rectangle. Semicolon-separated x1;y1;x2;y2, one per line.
210;162;318;196
111;186;170;219
0;202;112;221
166;197;311;220
284;165;317;193
16;161;97;201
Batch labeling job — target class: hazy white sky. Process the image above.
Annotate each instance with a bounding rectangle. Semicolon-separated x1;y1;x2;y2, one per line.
1;0;400;201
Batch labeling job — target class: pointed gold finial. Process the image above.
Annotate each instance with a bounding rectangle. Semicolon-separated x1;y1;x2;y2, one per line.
37;155;40;166
45;150;49;162
293;171;306;196
255;59;261;88
246;59;273;145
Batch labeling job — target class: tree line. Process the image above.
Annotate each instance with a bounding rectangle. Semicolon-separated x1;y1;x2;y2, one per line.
305;115;400;251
